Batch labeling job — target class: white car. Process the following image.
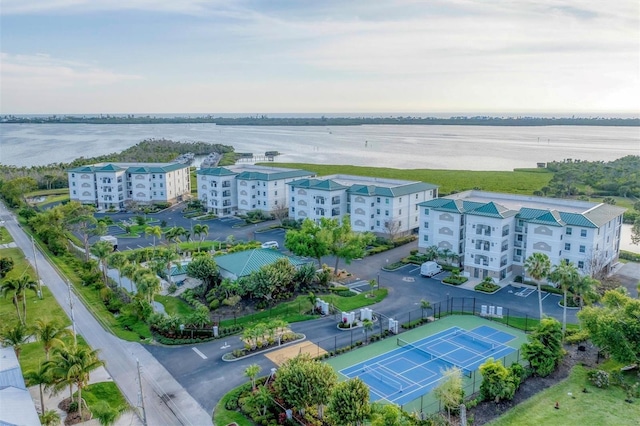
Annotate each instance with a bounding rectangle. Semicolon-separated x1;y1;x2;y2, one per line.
261;241;279;249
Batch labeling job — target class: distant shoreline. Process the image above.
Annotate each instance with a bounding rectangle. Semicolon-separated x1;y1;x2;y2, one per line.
2;116;639;126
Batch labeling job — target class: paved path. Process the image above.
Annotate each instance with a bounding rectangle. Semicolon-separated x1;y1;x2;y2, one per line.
0;202;213;426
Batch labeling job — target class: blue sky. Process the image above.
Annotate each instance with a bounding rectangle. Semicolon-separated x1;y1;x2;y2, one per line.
1;0;638;114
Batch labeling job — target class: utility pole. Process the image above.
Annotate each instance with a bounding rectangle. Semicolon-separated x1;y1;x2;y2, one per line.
67;280;77;345
137;358;147;426
32;236;42;299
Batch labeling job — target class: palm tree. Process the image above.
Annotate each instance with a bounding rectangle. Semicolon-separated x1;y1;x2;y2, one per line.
46;343;105;419
420;299;431;319
91;240;114;287
244;364;262;389
193;224;209;250
524;252;552;320
549;261;579;335
0;322;30;359
145;225;162;248
439;248;452;265
1;275;39;325
39;410;61;426
92;400;127;426
157;247;180;284
33;319;71;360
574;275;600;309
24;363;55;414
107;252;128;289
164;226;187;252
425;245;439;262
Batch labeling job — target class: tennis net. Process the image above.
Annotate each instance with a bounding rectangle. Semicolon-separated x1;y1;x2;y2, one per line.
397;338;472;377
453;329;501;351
362;364;403;392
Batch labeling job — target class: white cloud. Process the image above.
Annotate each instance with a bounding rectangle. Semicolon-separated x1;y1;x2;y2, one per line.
0;52;141;89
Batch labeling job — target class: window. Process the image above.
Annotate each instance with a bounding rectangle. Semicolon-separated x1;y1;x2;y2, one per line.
385;210;389;216
398;221;402;227
385;198;389;204
415;194;418;199
71;173;75;178
424;208;430;215
376;209;380;214
565;243;571;251
399;198;402;202
274;200;278;205
579;245;586;253
581;229;587;237
152;174;156;178
376;220;380;226
578;261;584;269
274;191;278;195
72;182;76;186
72;190;76;195
423;235;429;242
424;222;429;228
566;227;572;235
398;209;402;215
377;197;380;203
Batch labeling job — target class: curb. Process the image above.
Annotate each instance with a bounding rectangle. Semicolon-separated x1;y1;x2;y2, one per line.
221;333;307;362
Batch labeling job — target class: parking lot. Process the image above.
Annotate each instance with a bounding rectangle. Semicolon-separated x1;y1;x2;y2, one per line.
93;206;287;252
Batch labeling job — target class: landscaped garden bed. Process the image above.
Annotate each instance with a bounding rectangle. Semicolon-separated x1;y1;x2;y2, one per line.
475;280;501;293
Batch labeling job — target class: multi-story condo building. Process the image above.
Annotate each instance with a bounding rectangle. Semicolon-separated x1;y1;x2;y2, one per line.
197;165;314;216
68;162;191;210
288;175;438;236
418;190;625;280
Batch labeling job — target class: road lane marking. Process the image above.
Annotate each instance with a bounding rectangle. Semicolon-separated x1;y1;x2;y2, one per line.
192;347;207;359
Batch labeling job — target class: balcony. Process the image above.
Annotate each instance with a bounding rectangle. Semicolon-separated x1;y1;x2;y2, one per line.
332;197;340;205
474;259;489;266
515;226;523;233
222;182;231;188
513;255;522;262
501;245;509;252
514;240;522;248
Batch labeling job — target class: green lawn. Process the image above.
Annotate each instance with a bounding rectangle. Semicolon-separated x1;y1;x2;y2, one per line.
155;295;193;317
264;163;553;195
488;365;640;426
327;288;388;312
76;381;130;416
0;227;13;244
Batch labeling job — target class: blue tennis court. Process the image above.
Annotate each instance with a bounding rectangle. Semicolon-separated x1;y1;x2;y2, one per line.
340;325;516;405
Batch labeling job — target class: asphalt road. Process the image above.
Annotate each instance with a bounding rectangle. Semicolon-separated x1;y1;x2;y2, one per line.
0;202;213;426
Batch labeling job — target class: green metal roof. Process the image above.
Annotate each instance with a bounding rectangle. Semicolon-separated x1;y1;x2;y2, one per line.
418;198;485;213
197;167;237;176
466;201;516;219
214;249;310;278
347;181;436;197
235;169;313;181
558;212;596;228
69;162;187;174
527;211;564;227
288;178;349;191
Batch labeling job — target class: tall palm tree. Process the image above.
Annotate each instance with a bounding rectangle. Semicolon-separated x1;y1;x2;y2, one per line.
425;245;439;262
145;225;162;248
420;299;431;319
24;363;55;414
91;240;114;287
46;343;105;420
164;226;187;252
0;275;38;325
549;261;579;335
0;322;30;359
33;319;71;360
157;247;180;284
107;252;128;289
193;224;209;250
439;248;452;265
524;252;552;320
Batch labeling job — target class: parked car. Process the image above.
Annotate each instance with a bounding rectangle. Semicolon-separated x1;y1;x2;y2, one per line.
420;261;442;277
261;241;279;249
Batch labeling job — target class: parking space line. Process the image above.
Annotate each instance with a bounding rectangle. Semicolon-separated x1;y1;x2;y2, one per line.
192;347;207;359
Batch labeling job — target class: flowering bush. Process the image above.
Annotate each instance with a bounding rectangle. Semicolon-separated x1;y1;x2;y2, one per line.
587;369;610;388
